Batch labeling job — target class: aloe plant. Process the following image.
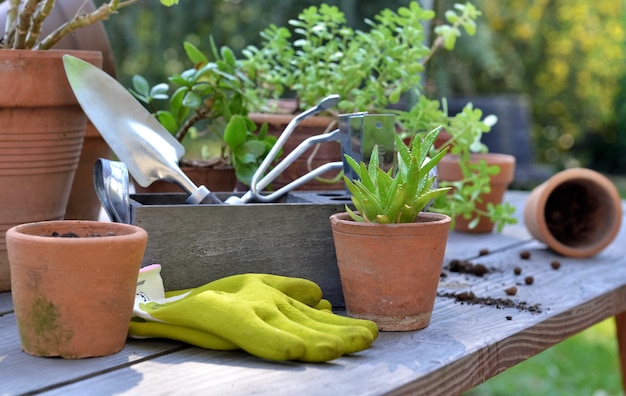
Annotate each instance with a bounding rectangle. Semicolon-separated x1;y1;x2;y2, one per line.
344;127;450;224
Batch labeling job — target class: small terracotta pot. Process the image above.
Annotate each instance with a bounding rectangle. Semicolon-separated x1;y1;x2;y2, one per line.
523;168;622;258
6;220;148;358
438;153;516;233
329;212;451;331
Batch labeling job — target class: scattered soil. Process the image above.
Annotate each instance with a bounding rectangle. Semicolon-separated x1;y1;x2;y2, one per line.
504;286;518;296
51;231;80;238
446;259;490;277
551;260;561;270
438;291;542;314
478;248;490;256
519;250;531;259
514;266;522;275
524;276;534;285
48;231;114;238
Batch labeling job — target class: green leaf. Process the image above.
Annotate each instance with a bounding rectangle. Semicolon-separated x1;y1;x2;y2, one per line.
223;115;248;149
184;42;207;66
132;75;150;97
156;111;178;135
182;90;202;109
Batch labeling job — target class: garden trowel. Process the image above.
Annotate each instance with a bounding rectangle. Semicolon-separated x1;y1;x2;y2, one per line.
63;55;222;204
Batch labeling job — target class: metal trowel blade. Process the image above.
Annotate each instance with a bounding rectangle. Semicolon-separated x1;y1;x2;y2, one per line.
63;55;185;188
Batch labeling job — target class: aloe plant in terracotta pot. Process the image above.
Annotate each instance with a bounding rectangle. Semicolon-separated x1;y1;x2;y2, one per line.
329;126;451;332
0;0;177;292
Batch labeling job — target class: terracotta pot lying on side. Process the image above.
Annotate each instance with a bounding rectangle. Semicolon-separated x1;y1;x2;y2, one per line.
524;168;622;258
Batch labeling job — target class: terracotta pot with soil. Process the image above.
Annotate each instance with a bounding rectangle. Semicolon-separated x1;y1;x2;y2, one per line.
438;153;516;233
524;168;622;258
6;220;147;358
329;211;451;331
0;49;102;291
248;113;344;191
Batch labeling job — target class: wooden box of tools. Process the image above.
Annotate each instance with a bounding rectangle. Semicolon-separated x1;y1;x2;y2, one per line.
129;191;351;307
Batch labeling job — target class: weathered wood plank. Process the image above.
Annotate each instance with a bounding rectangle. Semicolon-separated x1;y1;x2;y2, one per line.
0;312;189;395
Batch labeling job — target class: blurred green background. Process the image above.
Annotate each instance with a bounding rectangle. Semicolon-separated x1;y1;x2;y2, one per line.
99;0;626;183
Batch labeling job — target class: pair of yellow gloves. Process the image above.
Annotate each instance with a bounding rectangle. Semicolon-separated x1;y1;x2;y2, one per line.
129;265;378;363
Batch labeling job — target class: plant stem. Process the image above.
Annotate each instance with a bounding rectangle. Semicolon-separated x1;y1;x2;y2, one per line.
24;0;53;49
34;0;138;50
12;0;39;49
2;0;21;47
175;108;207;143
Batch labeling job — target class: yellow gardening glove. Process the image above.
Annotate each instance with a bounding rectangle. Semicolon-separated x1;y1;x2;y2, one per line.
129;265;378;362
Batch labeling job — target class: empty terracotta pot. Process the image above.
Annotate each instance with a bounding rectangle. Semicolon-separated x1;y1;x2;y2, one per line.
6;221;148;358
330;212;451;331
524;168;622;258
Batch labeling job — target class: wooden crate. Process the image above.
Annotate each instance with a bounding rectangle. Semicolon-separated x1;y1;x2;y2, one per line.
130;191;352;307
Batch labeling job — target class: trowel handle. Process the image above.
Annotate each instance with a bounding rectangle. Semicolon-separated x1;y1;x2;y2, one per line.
186;185;223;205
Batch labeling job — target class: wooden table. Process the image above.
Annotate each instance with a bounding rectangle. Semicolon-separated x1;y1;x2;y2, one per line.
2;191;626;395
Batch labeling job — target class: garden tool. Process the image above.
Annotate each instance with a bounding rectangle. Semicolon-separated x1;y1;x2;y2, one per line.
225;111;402;204
93;158;132;223
129;264;378;362
63;55;222;205
224;95;345;204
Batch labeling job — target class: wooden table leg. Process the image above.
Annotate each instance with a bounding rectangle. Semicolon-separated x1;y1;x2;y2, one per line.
616;312;626;392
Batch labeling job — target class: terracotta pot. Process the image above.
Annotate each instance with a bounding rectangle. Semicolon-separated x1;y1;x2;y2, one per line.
133;165;237;193
437;153;516;233
0;49;103;291
6;220;148;358
248;113;344;191
523;168;622;258
329;212;451;331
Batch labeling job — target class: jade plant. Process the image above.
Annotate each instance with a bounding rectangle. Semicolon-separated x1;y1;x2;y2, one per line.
130;40;277;186
241;2;480;116
1;0;177;50
343;127;450;224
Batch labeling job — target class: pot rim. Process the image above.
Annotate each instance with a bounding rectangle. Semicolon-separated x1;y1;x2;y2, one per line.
6;220;147;242
438;152;516;184
330;211;451;236
525;168;622;257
